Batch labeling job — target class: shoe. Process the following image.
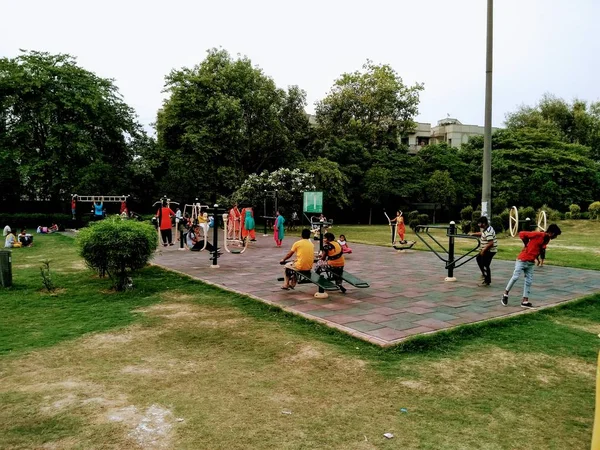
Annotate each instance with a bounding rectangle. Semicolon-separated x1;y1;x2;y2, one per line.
480;281;490;286
521;301;534;309
163;243;167;247
281;286;289;290
501;294;508;306
339;286;347;294
169;243;174;246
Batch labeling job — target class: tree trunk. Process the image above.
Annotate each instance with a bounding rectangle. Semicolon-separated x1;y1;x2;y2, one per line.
433;205;436;224
369;207;372;225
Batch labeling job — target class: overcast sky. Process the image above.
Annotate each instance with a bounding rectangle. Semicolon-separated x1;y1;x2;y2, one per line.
2;0;598;134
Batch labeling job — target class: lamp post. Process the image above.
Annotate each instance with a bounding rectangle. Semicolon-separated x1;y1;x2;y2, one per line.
481;0;493;218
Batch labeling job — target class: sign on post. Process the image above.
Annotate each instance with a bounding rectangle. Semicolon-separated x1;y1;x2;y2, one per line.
303;191;323;214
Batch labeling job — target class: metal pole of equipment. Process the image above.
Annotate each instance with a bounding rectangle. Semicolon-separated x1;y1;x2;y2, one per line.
481;0;493;218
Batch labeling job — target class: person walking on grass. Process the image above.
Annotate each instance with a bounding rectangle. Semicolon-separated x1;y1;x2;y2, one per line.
501;224;562;308
470;216;497;286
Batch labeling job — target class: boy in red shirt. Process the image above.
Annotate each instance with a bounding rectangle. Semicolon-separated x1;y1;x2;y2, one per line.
501;224;561;308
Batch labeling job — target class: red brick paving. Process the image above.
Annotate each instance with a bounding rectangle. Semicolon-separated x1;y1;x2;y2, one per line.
153;233;600;346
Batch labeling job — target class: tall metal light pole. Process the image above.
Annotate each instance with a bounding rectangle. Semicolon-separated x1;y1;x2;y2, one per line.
481;0;493;217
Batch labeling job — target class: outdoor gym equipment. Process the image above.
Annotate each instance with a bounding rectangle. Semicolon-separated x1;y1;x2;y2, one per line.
72;194;130;219
508;206;547;237
415;221;481;282
222;212;249;254
384;210;416;250
153;196;180;247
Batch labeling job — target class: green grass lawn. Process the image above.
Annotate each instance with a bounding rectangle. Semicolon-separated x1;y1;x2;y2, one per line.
0;232;599;449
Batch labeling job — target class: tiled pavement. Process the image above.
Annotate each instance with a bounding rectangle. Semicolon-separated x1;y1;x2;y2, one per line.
152;234;600;346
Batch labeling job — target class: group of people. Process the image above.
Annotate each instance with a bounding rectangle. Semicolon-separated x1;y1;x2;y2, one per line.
470;215;561;309
227;203;256;242
280;229;348;293
3;226;34;248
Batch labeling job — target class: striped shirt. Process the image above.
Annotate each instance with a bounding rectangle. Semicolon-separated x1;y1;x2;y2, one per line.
480;226;498;253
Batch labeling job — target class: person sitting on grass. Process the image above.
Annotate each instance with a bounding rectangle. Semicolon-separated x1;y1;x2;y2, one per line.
18;229;33;247
337;234;352;254
501;223;562;309
4;228;22;248
279;228;315;290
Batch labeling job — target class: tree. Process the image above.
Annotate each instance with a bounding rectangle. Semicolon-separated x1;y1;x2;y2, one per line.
315;61;424;212
154;49;311;202
425;170;456;223
315;61;423;149
505;94;600;161
464;127;600;210
0;51;143;205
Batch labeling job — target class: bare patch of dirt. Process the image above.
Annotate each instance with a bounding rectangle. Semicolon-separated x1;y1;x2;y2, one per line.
121;365;164;376
107;404;175;449
158;292;197;302
283;344;325;363
38;288;67;296
398;380;431;392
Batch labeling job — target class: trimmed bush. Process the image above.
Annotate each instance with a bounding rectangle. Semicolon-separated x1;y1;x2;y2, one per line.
492;198;507;215
78;217;157;291
472;210;482;222
569;204;581;219
407;210;419;222
519;206;536;223
589;201;600;220
490;216;503;233
0;213;74;230
460;206;473;221
418;214;430;226
499;209;510;231
409;219;420;231
538;204;561;222
460;220;472;234
565;212;572;220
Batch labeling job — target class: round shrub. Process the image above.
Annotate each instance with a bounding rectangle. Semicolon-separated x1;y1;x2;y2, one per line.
519;206;536;224
492;198;507;215
472;210;482;222
460;220;472;234
499;209;510;231
538;204;561;222
78;217;157;291
409;219;420;231
460;206;473;221
418;214;430;226
407;210;420;222
490;216;503;233
589;201;600;220
569;204;581;219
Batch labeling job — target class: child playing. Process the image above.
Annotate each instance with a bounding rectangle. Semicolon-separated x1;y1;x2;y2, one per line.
337;234;353;254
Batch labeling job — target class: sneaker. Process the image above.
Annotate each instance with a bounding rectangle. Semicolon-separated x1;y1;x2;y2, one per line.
521;301;534;309
480;281;490;286
339;286;347;294
501;294;508;306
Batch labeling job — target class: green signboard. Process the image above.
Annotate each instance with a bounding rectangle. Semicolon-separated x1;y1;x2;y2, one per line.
303;191;323;214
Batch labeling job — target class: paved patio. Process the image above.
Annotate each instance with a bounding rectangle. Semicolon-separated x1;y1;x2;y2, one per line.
153;234;600;346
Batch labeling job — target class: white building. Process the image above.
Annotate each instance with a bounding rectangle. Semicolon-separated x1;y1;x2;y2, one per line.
408;118;500;153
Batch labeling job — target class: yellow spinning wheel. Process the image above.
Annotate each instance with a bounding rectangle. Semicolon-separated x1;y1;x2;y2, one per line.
509;206;519;237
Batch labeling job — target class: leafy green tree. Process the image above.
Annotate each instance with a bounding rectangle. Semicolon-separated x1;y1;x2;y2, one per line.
154;49;310;202
425;170;456;223
315;61;424;211
505;94;600;161
463;127;600;210
0;51;143;205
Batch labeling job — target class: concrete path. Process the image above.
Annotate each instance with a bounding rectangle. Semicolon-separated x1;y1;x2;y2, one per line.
152;234;600;346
